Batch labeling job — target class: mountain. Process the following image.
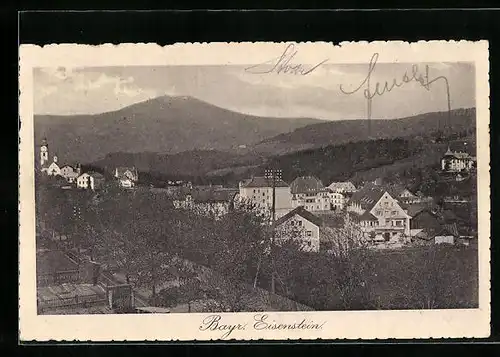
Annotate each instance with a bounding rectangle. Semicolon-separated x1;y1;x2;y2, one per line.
91;150;263;178
34;96;324;163
252;108;476;154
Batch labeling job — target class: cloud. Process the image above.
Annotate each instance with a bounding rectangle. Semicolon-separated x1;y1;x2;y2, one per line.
34;68;159;115
33;63;475;120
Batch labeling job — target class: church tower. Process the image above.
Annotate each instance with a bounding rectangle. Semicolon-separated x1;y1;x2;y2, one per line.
40;138;49;167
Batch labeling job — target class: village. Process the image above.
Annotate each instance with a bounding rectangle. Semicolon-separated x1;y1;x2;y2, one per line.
34;137;479;315
37;137;477;251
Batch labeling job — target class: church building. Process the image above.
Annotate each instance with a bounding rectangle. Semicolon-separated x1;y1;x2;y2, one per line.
38;138;83;183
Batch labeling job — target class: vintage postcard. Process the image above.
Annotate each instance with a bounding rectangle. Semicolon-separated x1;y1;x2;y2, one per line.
19;41;490;341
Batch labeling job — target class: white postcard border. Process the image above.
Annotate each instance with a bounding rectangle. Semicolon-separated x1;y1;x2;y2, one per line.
19;40;491;341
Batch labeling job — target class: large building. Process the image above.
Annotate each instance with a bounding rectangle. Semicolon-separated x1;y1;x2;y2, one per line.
173;188;239;219
441;146;476;172
238;176;293;219
290;176;344;212
347;183;412;241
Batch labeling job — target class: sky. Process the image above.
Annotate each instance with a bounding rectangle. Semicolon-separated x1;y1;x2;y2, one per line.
33;61;475;120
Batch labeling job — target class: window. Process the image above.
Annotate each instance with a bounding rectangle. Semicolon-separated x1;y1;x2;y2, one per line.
392;211;397;215
263;192;265;196
253;189;256;193
298;220;302;226
306;231;312;237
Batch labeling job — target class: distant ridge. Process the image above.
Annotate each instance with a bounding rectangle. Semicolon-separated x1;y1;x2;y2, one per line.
252;108;476;154
34;95;324;163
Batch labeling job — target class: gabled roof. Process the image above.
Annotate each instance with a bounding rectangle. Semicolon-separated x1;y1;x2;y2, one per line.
358;211;378;221
403;203;432;217
274;206;323;227
89;172;105;180
115;167;138;178
436;223;461;237
290;176;324;194
60;164;78;170
385;184;415;198
349;184;386;211
328;181;356;191
79;171;105;180
240;176;289;188
443;146;476;160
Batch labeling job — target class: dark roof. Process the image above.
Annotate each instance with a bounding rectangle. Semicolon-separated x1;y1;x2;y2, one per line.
386;184;415;197
116;167;138;178
290;176;324;194
436;223;461;237
240;176;289;188
358;211;378;221
403;203;431;217
274;207;323;227
349;184;387;210
88;172;105;180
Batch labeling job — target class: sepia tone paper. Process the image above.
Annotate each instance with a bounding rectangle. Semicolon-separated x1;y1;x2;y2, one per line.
19;41;490;341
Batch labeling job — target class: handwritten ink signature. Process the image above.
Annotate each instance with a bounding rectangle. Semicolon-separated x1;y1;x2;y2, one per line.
340;53;451;122
245;43;328;75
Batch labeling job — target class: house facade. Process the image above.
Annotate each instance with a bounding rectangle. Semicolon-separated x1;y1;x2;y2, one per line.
77;172;105;190
274;207;322;252
347;184;412;242
290;176;344;212
59;164;82;183
441;146;476;172
239;176;293;219
115;167;139;188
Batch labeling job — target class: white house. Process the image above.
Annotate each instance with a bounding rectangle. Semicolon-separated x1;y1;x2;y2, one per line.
59;164;82;183
274;207;323;252
44;157;61;176
347;183;412;242
77;172;105;190
238;176;293;219
441;146;476;172
290;176;344;212
115;167;139;188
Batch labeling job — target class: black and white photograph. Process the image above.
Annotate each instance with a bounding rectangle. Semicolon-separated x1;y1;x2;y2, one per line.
19;41;490;340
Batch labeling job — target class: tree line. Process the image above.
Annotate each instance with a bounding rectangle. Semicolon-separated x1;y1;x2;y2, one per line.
36;183;478;311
